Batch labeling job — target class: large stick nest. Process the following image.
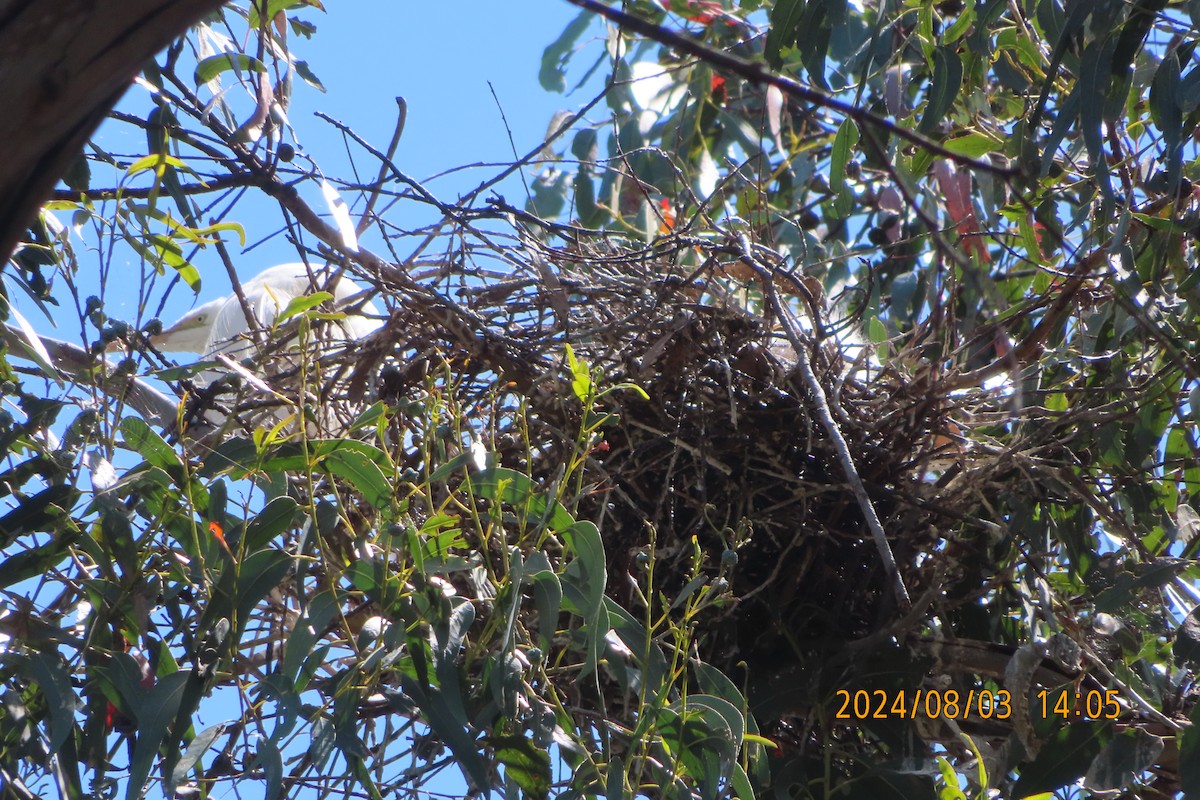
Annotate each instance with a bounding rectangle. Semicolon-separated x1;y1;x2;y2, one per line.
202;226;1035;727
300;226;1014;696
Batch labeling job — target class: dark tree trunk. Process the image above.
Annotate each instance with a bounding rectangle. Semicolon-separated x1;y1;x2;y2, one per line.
0;0;227;261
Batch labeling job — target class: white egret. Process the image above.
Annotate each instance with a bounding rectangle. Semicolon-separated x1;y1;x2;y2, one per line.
153;263;382;355
153;263;384;432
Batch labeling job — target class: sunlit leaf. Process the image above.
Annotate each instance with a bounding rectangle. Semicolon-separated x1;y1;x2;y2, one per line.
194;53;267;86
539;11;592;93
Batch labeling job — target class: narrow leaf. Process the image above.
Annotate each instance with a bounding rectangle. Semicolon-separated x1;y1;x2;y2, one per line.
830;118;859;219
194;54;266;86
919;46;963;134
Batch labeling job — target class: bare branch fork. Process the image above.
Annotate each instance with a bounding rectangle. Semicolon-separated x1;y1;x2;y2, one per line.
732;234;912;610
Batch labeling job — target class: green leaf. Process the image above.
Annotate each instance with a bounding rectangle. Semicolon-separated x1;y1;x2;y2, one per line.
121;416;183;472
126;672;190;800
941;0;976;44
670;574;709;610
396;605;488;790
7;306;61;386
570;128;598;163
0;484;75;544
765;0;805;68
1085;729;1164;792
235;549;294;636
604;599;669;692
942;130;1002;159
731;762;756;800
657;704;728;796
1012;722;1110;798
524;551;562;652
607;755;627;800
437;597;476;664
893;271;922;321
1180;701;1200;796
693;660;748;713
276;291;333;325
169;723;226;792
564;343;591;402
1077;37;1116;199
293;60;326;92
248;438;390;475
794;0;836;90
561;521;605;620
322;449;391;508
919;46;963;134
830;118;859;218
194;53;267;86
539;11;592;93
574;171;607;228
1040;85;1081;176
124;153;190;181
253;736;284;800
865;316;888;344
559;525;604;614
248;0;321;30
526;169;572;219
307;716;335;771
937;756;967;800
282;590;335;685
488;735;552;799
561;521;607;678
1179;64;1200;113
1150;50;1184;191
243;496;298;551
62;153;91;192
348;401;388;433
0;535;74;585
24;652;76;754
187;220;247;247
470;467;576;532
685;694;745;751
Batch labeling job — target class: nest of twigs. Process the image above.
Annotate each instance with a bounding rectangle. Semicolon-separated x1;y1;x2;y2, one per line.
195;225;1027;733
299;225;1009;710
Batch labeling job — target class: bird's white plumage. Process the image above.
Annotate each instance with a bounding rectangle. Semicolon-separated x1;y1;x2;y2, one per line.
151;297;227;353
153;263;384;433
154;263;382;355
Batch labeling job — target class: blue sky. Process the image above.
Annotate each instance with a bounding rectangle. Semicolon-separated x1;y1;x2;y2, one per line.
7;4;605;796
290;1;592;192
76;0;603;328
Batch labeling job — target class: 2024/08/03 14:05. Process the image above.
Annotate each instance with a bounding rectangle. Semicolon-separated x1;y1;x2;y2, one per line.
834;688;1123;720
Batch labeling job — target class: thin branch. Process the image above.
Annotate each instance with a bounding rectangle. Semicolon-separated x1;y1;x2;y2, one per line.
49;172;254;202
564;0;1017;178
732;233;911;610
356;97;408;237
458;84;611;207
0;325;180;430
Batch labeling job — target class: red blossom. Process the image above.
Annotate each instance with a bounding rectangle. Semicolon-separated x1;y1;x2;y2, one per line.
659;0;724;25
710;74;727;104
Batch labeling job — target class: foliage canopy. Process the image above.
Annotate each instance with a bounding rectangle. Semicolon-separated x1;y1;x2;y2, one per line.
3;0;1200;798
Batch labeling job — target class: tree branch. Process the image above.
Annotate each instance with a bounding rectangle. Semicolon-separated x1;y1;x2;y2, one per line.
1;325;180;430
564;0;1016;178
49;172;254;202
733;233;912;610
0;0;228;261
